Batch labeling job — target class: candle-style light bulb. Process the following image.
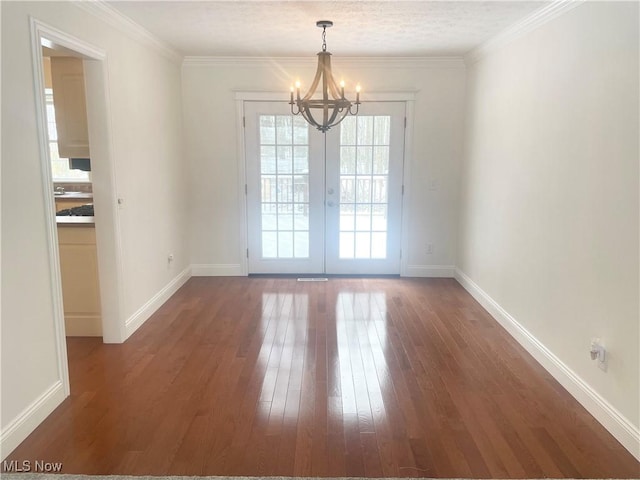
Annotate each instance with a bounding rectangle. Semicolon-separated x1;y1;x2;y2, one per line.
290;85;294;104
340;80;345;99
295;80;301;100
355;84;361;103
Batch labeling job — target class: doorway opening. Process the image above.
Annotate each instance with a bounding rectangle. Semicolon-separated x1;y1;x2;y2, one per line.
42;46;102;338
30;18;125;395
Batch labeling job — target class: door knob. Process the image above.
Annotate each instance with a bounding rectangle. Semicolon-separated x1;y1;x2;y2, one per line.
327;200;335;207
327;188;334;194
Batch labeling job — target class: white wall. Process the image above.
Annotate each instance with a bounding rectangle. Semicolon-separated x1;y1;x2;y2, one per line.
1;1;189;456
1;0;637;465
182;59;466;275
458;0;639;451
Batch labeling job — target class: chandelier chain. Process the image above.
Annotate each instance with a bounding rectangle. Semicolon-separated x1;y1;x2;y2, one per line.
321;26;327;52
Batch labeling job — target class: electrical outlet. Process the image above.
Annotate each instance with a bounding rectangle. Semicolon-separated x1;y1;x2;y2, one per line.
167;253;174;264
590;338;607;372
598;353;608;372
426;243;433;254
597;343;607;372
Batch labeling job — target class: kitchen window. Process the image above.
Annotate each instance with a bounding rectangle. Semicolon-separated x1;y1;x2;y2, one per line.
45;88;89;182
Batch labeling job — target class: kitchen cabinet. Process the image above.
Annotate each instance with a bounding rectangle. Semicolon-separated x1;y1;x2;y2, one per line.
50;57;90;159
57;222;102;336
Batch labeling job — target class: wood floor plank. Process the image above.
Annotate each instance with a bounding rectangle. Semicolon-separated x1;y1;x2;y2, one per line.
4;277;639;478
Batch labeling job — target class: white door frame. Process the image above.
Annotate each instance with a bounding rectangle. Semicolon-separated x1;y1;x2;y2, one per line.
235;91;415;276
29;18;126;395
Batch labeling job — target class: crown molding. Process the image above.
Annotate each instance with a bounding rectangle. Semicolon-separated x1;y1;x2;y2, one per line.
73;0;182;64
465;0;586;65
234;90;417;102
183;56;316;68
182;56;465;70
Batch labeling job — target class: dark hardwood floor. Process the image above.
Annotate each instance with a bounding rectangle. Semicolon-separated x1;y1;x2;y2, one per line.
5;277;639;477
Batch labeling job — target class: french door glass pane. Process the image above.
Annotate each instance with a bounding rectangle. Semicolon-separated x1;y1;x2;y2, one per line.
260;116;276;144
260;115;309;259
340;232;355;258
339;115;391;259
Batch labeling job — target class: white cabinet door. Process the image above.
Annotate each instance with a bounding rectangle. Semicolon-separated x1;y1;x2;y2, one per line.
50;57;90;159
245;101;405;275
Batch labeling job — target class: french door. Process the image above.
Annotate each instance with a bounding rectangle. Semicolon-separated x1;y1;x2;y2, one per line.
245;101;405;275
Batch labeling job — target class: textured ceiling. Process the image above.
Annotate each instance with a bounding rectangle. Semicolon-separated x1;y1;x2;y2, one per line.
106;1;547;57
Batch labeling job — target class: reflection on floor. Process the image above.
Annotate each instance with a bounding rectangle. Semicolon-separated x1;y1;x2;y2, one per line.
5;277;639;477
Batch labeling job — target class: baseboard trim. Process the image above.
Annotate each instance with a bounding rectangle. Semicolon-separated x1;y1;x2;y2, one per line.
0;381;65;459
124;266;191;340
454;268;640;461
404;264;455;278
191;263;244;276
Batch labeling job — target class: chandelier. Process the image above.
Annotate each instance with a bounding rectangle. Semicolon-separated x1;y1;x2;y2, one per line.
289;20;361;133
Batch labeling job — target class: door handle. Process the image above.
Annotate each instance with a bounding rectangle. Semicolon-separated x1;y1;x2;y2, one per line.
327;188;334;195
327;200;335;207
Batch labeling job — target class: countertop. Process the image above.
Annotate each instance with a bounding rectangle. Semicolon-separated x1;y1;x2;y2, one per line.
54;192;93;200
56;216;95;226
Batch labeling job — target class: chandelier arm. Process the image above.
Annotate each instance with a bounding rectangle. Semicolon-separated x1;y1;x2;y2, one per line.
333;106;352;128
321;54;330;131
322;53;343;100
302;105;335;132
327;80;342;100
326;105;342;127
300;106;323;131
303;99;353;110
324;106;351;132
323;104;329;131
304;104;352;133
301;53;326;102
